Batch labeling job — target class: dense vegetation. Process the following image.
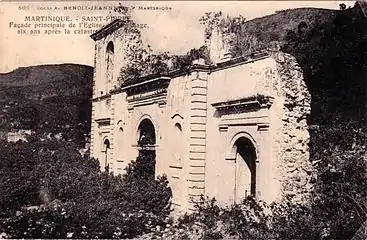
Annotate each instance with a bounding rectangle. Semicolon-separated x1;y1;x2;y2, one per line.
0;137;172;238
281;5;366;125
0;122;364;239
0;2;365;239
137;120;365;240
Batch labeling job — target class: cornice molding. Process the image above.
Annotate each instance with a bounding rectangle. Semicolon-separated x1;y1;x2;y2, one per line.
122;76;171;109
90;19;124;41
122;76;171;93
211;95;274;112
95;118;111;126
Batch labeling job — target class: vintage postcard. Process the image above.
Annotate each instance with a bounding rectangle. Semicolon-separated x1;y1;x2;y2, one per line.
0;1;365;239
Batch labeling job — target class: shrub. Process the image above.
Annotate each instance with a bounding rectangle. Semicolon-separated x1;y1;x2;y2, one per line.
270;200;322;239
1;122;365;239
0;137;172;239
157;196;272;240
222;197;272;239
271;121;366;240
308;121;367;239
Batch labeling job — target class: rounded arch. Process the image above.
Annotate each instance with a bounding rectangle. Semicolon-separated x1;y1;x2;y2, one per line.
226;132;258;161
103;138;110;148
106;41;114;54
102;136;111;150
101;138;111;171
171;113;184;120
106;41;115;90
173;122;184;164
136;115;157;139
174;122;182;132
116;120;124;132
137;117;156;146
227;132;258;200
171;114;184;132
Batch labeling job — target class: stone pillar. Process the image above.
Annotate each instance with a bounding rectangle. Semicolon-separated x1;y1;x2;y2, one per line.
109;95;116;172
187;62;210;207
90;44;98;159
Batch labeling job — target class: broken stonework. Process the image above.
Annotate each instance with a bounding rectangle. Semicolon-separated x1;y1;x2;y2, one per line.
272;52;313;203
91;18;316;209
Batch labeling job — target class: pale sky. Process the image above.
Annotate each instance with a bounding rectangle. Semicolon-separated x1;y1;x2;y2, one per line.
0;1;356;73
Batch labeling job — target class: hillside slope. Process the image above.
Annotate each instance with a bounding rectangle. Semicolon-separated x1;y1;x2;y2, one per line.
0;64;93;145
240;7;337;46
279;5;366;124
230;4;365;124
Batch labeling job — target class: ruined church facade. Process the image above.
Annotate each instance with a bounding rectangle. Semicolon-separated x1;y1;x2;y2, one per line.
90;19;312;211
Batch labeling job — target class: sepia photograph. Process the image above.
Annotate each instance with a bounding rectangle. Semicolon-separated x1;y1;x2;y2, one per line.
0;0;366;239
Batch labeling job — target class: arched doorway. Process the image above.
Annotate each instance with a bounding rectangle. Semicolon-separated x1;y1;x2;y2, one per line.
137;118;156;179
102;139;110;170
233;137;257;203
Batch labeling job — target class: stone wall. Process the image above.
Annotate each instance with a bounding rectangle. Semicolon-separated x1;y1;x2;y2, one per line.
273;52;313;203
90;20;315;207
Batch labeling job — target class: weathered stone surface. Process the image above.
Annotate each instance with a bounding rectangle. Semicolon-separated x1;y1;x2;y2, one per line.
273;52;313;203
90;18;314;211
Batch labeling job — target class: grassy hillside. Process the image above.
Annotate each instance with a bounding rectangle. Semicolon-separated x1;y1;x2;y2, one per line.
279;5;366;124
239;7;337;46
230;4;366;124
0;64;93;145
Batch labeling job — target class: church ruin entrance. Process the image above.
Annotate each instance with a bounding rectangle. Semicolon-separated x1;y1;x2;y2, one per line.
137;119;156;179
233;137;257;203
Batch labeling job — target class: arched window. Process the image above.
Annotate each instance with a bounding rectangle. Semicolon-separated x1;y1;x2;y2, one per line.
117;120;124;132
115;120;124;161
137;119;156;146
174;122;182;132
102;139;110;170
174;123;183;163
104;139;111;149
106;41;114;91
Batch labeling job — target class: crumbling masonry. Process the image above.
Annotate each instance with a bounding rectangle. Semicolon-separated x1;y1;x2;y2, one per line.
89;19;313;211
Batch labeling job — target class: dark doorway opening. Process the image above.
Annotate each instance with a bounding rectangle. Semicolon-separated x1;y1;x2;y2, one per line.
233;137;257;202
137;119;156;179
103;139;110;171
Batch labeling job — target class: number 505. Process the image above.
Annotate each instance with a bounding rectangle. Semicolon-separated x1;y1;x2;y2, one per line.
18;5;30;10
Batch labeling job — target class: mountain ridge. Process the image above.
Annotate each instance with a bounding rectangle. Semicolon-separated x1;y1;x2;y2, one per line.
0;64;93;145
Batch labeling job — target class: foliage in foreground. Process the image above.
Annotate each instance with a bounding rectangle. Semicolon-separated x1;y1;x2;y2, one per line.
0;119;365;239
140;121;366;240
0;137;172;239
